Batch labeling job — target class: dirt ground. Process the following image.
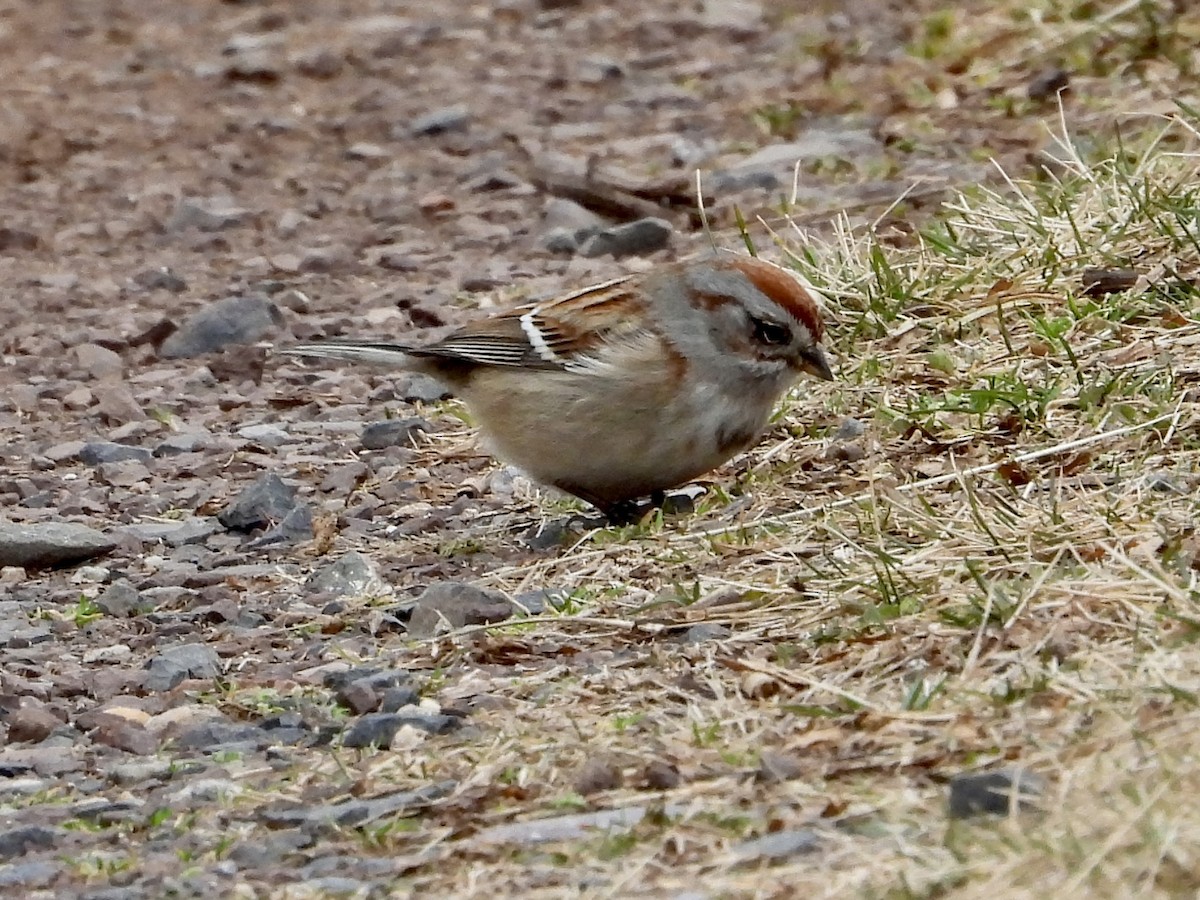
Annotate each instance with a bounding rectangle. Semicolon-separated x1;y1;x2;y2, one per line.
1;1;1196;897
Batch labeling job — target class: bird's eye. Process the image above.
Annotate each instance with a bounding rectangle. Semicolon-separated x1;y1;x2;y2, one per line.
752;318;792;346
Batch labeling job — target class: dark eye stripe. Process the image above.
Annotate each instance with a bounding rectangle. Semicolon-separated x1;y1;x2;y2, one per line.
752;318;791;346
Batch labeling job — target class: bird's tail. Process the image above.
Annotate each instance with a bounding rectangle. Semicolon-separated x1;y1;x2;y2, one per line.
279;341;415;367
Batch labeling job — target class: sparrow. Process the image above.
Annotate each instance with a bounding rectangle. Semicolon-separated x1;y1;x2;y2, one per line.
282;255;832;520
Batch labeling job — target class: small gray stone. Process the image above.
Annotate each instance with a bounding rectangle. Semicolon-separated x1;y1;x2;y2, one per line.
42;440;87;463
542;197;607;234
1146;473;1187;494
143;643;224;692
307;551;382;597
378;686;421;712
73;343;124;378
578;55;624;82
730;130;879;172
132;267;188;293
95;580;146;617
94;383;145;423
676;623;731;644
948;768;1044;818
237;423;290;447
5;705;64;743
0;860;61;889
709;169;782;192
0;522;115;569
153;431;213;456
400;374;453;404
173;722;263;751
510;589;556;615
167;198;251;233
407;582;516;638
578;217;673;258
407;104;470;137
344;142;389;160
730;829;819;864
78;441;152;465
464;168;522;192
342;710;459;747
0;825;58;859
302;878;370;896
109;759;173;786
0;227;41;251
258;781;455;829
247;503;313;548
160;294;283;358
540;227;584;254
162;517;221;547
295;47;344;79
360;418;429;450
0;622;52;648
834;418;866;441
295;244;353;274
218;473;298;532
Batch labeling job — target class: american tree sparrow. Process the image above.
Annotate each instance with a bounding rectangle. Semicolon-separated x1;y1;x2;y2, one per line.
283;255;832;520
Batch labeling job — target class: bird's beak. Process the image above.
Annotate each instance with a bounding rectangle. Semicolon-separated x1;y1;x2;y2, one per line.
800;346;834;381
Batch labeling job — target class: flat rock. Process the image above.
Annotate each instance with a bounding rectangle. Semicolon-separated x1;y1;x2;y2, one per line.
0;522;115;569
307;550;384;597
578;217;673;258
407;582;517;638
78;441;152;465
143;643;224;692
360;418;429;450
0;825;58;859
167;198;252;233
218;473;298;532
407;104;470;137
948;768;1044;818
159;294;283;358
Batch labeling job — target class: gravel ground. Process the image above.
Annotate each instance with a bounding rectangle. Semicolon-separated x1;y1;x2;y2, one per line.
0;1;1138;896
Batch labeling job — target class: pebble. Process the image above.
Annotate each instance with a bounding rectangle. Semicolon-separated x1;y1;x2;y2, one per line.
0;825;58;859
360;417;429;450
132;267;188;293
94;382;145;423
0;860;61;888
407;582;517;638
834;417;866;441
217;473;299;532
73;342;124;378
159;295;283;358
94;580;146;617
399;374;453;404
246;503;314;548
406;104;470;137
166;198;251;233
0;522;116;569
143;643;223;692
730;829;819;864
109;759;174;786
306;550;383;597
294;47;344;79
578;217;673;258
69;564;109;584
153;431;213;456
342;710;459;748
78;441;152;465
948;768;1044;818
0;226;41;251
237;423;290;447
5;705;64;743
